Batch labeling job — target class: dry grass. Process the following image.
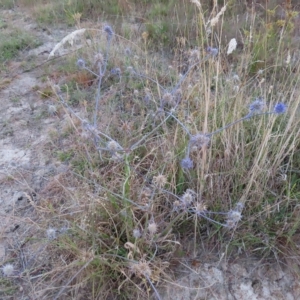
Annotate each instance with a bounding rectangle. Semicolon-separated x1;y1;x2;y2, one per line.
1;1;300;299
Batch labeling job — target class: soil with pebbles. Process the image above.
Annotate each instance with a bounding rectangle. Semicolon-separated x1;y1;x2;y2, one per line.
0;6;300;300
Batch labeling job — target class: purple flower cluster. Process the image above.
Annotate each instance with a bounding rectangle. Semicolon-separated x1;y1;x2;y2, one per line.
181;157;193;170
274;102;287;114
104;25;114;41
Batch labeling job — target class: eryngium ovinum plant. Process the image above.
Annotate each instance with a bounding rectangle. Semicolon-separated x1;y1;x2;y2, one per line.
51;25;287;299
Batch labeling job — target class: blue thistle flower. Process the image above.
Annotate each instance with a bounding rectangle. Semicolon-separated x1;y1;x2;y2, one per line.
76;58;86;69
104;25;114;40
249;98;265;115
111;68;121;76
189;133;211;151
274;102;287;114
181;157;193;169
125;47;131;56
206;46;218;57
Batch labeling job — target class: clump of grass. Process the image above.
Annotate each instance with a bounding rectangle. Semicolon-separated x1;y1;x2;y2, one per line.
0;27;40;64
44;13;298;297
0;0;15;9
3;1;300;299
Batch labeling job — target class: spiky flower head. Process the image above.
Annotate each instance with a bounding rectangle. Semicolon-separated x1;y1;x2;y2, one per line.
189;49;200;64
111;152;124;162
130;260;152;278
225;219;236;229
206;47;218;57
140;187;152;200
175;88;182;102
125;47;131;56
227;210;242;223
162;92;175;107
225;209;242;228
107;140;121;152
153;174;167;188
181;189;195;207
76;58;86;69
94;53;104;65
104;25;114;40
249;98;265;115
133;229;142;239
189;133;211;152
148;221;158;235
173;200;181;211
195;202;208;215
2;263;14;276
274;102;287;114
181;157;193;170
111;67;121;76
234;202;244;212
